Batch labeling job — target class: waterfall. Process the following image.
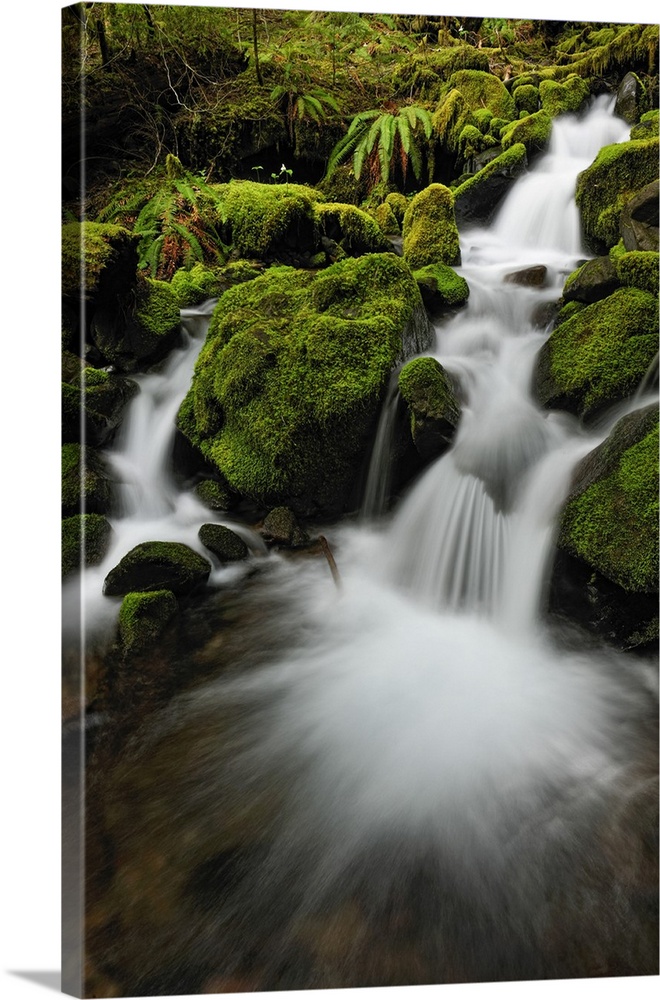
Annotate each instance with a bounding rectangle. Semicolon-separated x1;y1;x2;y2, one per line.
83;97;658;989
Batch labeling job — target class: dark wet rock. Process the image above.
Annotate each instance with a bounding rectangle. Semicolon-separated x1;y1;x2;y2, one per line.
198;523;249;562
562;257;621;304
620;180;659;253
261;507;308;547
550;405;659;649
614;72;646;126
504;264;547;287
530;300;560;330
91;278;181;372
103;541;211;597
62;513;113;579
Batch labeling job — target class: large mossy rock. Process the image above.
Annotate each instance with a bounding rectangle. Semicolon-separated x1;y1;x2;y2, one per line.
62;365;138;445
500;111;552;160
198;523;248;562
398;357;461;461
535;287;659;420
613;249;660;297
576;138;659;253
215;180;321;259
453;144;528;225
446;70;515;122
538;76;589;118
614;72;647;125
551;406;659;649
402;185;461;270
316;203;392;257
62;443;114;517
62;513;113;579
118;590;179;655
177;254;432;516
103;542;211;596
562;257;621;304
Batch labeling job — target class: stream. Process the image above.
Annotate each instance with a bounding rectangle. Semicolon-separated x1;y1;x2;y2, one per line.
76;97;658;993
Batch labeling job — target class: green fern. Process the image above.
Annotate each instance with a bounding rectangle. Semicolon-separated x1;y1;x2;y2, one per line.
326;105;432;191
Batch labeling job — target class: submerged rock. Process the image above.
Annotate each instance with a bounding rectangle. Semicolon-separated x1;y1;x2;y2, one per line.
504;264;547;288
177;254;432;516
534;287;659;419
551;406;659;649
103;541;211;596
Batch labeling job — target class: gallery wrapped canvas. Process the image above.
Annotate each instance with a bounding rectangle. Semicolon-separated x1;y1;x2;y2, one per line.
62;2;659;997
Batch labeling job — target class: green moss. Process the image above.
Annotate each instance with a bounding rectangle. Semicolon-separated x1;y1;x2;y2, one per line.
614;251;660;297
560;413;659;591
488;117;509;138
198;523;248;561
315;203;392;255
539;76;590;117
447;70;515;121
385;192;409;223
555;300;587;326
399;356;460;422
458;124;497;161
62;221;138;300
135;278;181;339
62;513;112;578
432;89;478;156
178;254;427;514
82;366;110;387
402;185;460;270
118;590;178;654
413;264;469;309
473;108;493;134
194;479;233;510
316;164;363;206
501;110;552;156
215;180;320;259
631;109;659;141
576;137;660;251
536;287;659;418
513;84;540;115
103;541;211;596
373;201;400;236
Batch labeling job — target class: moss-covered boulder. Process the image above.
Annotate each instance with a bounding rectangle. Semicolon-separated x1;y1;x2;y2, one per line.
402;185;460;270
216;180;321;260
62;443;114;517
630;109;659;142
385;192;408;224
447;70;515;122
373;201;400;236
576;138;659;253
118;590;179;655
513;84;540;115
613;249;660;297
62;513;113;579
316;203;392;257
398;357;461;462
618;180;659;253
413;264;469;315
539;76;590;118
453;144;528;225
500;111;552;160
91;276;181;372
551;406;658;649
178;254;432;515
535;287;659;419
432;89;478;166
198;523;248;562
103;541;211;596
562;257;621;304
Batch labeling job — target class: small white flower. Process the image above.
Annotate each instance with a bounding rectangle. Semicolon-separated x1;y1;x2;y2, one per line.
281;164;286;172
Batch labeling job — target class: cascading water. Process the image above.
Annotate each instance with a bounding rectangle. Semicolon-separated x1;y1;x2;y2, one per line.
88;97;658;991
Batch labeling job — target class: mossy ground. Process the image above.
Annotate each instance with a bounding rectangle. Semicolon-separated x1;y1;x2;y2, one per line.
178;253;424;513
